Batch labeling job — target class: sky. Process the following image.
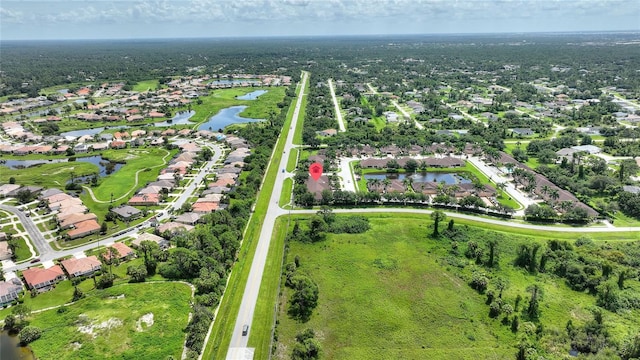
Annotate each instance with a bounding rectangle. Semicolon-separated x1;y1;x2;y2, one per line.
1;0;638;41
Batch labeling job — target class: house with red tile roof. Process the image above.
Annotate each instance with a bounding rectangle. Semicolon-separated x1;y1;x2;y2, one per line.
148;111;165;118
110;140;127;149
192;202;219;214
103;242;135;262
61;256;102;278
128;193;160;206
59;213;98;229
22;265;65;291
67;219;101;239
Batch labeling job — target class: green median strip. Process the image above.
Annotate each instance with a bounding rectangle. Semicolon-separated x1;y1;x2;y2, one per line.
202;72;306;359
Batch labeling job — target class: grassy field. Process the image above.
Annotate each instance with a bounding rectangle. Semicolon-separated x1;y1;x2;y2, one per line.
12;236;34;262
271;213;640;359
0;162;97;189
27;282;192;360
132;79;160;92
188;87;285;130
273;215;517;359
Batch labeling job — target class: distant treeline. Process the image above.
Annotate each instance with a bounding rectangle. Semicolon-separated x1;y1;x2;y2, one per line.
2;33;639;98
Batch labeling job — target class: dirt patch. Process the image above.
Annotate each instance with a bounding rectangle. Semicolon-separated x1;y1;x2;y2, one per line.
77;316;123;339
135;313;154;332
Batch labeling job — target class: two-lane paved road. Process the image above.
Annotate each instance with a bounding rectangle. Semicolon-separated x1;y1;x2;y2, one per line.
226;72;308;358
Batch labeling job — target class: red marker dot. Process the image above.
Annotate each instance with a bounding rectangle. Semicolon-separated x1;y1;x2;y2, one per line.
309;162;323;181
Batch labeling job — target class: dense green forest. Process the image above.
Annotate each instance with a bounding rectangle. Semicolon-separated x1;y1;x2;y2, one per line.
2;33;639;98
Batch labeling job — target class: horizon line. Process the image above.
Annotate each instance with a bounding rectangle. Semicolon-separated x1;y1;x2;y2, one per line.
2;29;639;42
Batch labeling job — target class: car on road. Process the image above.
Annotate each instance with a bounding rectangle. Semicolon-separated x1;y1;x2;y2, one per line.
242;324;249;336
30;258;40;263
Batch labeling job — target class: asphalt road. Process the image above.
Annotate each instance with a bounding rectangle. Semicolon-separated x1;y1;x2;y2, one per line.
226;72;308;357
1;141;224;274
327;79;346;132
0;204;54;259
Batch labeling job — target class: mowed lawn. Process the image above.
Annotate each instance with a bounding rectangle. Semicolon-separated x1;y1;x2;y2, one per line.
90;147;173;202
276;217;516;359
28;281;192;360
0;162;97;189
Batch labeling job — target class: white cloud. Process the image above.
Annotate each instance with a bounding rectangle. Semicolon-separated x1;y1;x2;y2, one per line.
1;0;638;39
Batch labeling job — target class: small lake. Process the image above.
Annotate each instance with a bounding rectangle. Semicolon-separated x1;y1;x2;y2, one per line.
237;90;267;100
60;127;105;138
364;172;471;185
198;106;263;132
154;110;196;127
2;156;124;177
0;330;35;360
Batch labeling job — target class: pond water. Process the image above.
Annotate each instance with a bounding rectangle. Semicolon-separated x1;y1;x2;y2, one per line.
2;156;124;177
364;172;471;185
198;106;263;132
236;90;267;100
153;110;196;127
60;127;105;138
0;330;35;360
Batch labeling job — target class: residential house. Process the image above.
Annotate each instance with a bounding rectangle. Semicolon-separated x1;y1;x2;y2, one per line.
59;213;98;229
61;256;102;278
132;233;170;250
0;184;21;197
103;242;135;262
157;222;194;234
67;219;101;239
128;193;160;206
111;205;142;221
0;241;12;261
305;175;331;201
22;265;65;291
316;129;337;137
512;128;535;136
0;279;23;306
192;202;219;214
174;212;202;225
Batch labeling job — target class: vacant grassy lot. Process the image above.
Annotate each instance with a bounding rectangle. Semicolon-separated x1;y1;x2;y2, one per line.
273;214;640;359
28;282;192;360
275;216;517;359
132;79;161;92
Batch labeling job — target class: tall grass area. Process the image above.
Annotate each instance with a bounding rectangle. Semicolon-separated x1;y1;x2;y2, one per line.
27;282;192;360
272;213;640;359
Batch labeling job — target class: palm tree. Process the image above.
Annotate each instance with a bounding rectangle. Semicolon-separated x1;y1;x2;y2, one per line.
431;210;447;237
541;185;551;199
382;178;391;193
549;188;560;204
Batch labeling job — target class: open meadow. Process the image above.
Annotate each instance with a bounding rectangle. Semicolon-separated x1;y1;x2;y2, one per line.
26;281;192;360
273;214;640;359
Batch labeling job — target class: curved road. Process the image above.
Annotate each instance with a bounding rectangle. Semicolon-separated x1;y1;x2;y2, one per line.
224;73;640;359
1;142;224;274
0;204;54;259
